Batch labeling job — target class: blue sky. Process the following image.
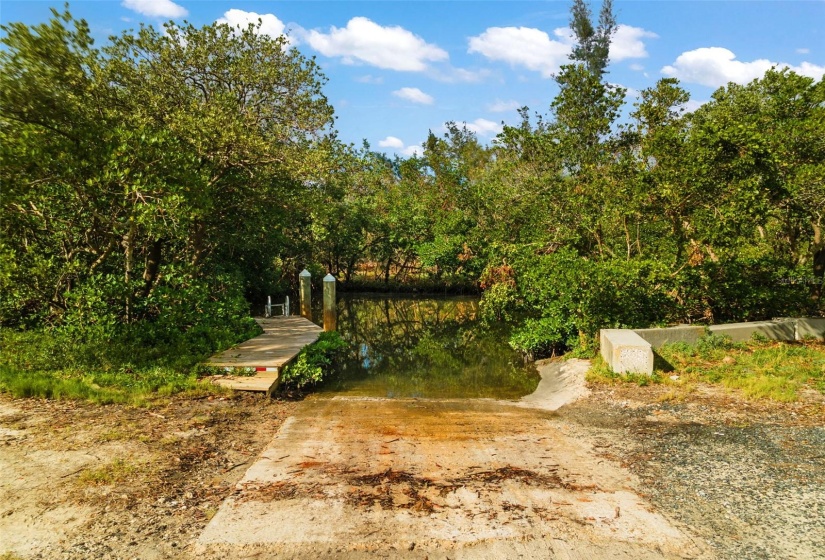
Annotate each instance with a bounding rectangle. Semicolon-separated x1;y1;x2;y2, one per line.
2;1;823;157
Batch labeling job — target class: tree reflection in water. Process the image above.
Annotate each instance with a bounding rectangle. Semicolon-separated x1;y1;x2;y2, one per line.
317;295;540;399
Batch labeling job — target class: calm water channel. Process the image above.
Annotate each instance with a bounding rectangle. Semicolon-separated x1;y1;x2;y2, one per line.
315;294;540;399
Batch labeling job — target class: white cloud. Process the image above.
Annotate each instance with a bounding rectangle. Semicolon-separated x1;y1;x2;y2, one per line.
463;118;503;137
216;9;287;38
629;63;645;71
487;99;521;112
378;136;405;149
303;17;447;72
401;145;423;157
610;25;658;61
610;84;640;99
392;87;434;105
376;136;422;157
683;99;707;113
794;61;825;78
429;66;491;83
796;48;810;54
468;26;571;78
662;47;825;88
121;0;187;19
355;74;384;84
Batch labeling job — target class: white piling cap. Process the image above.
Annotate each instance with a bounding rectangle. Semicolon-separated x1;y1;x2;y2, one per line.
323;273;336;282
299;269;311;277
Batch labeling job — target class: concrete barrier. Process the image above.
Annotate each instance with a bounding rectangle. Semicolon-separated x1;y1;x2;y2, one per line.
707;320;795;343
601;317;823;376
633;325;706;349
796;318;825;340
600;329;653;375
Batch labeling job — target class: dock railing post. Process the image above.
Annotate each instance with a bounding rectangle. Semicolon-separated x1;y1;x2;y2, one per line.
299;269;312;319
323;273;337;332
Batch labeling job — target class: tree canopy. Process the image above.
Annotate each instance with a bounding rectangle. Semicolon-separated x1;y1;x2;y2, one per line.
1;4;822;361
1;8;334;332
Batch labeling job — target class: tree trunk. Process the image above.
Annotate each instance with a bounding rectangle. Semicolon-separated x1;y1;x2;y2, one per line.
812;221;824;306
142;239;163;297
191;221;206;268
623;216;632;260
123;220;135;323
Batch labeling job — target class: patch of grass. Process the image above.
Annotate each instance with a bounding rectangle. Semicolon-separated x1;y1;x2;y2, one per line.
656;337;825;401
0;326;236;405
0;364;217;406
99;428;130;442
586;355;664;386
77;458;138;486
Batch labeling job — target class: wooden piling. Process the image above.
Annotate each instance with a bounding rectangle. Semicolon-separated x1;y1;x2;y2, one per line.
299;269;312;319
323;273;337;332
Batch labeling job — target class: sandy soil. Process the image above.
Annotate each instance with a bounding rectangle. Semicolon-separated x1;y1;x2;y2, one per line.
0;393;297;560
1;365;823;560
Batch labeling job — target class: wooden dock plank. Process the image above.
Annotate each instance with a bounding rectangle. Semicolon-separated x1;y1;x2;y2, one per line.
210;375;279;396
205;316;323;394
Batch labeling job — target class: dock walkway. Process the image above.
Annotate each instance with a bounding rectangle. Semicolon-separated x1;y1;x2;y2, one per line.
206;316;323;395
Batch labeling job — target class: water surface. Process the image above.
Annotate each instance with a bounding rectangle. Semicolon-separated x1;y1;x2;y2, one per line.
317;294;539;399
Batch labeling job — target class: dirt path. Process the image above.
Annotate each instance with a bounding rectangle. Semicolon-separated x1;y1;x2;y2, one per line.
1;363;823;559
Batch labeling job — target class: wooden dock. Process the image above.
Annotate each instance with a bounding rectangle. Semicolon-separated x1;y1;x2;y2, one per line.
205;316;323;395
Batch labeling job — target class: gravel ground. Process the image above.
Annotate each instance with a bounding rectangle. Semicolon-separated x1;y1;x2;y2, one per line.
1;379;823;559
562;384;825;560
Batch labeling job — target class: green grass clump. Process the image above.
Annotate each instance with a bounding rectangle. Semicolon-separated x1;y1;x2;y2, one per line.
0;364;210;405
656;335;825;401
77;458;138;485
587;334;825;401
0;324;245;405
586;355;664;386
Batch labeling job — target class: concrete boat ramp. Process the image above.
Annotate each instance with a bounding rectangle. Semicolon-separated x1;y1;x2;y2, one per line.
195;360;707;559
206;316;322;395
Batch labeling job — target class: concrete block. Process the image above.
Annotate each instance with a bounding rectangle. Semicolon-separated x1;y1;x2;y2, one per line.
633;326;706;349
708;320;795;343
796;318;825;341
600;329;654;375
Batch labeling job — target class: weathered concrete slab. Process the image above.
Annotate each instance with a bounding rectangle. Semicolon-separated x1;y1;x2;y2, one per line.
633;326;706;349
195;397;705;559
600;329;654;375
206;316;322;393
796;318;825;341
708;320;795;343
516;358;591;411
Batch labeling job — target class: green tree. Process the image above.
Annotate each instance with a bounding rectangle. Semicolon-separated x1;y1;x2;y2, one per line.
569;0;616;76
687;69;825;310
1;9;336;328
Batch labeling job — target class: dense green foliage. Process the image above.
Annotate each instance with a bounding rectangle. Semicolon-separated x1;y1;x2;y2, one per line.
280;331;348;389
0;324;248;403
2;0;823;389
1;9;335;332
